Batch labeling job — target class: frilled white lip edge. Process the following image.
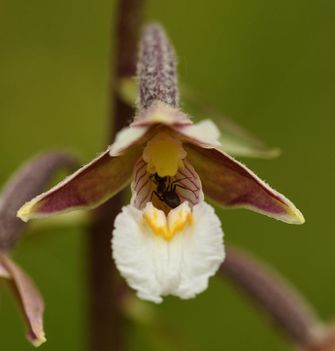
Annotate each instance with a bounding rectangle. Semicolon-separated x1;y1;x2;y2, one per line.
112;201;225;303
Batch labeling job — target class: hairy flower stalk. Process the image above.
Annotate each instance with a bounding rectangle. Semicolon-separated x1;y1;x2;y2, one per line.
0;152;78;346
18;23;304;305
221;247;324;348
138;23;178;109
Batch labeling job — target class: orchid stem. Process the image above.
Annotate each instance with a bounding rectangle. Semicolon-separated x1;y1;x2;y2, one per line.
87;1;144;350
221;246;324;349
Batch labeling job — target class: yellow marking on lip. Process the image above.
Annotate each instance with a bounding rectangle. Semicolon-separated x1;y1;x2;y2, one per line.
143;209;169;239
143;132;186;177
143;206;192;241
169;210;192;238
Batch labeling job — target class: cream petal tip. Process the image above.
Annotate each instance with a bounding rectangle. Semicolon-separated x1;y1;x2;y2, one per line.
17;200;36;222
29;333;47;347
287;206;305;225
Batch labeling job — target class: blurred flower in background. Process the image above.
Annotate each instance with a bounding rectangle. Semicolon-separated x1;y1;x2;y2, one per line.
0;153;78;346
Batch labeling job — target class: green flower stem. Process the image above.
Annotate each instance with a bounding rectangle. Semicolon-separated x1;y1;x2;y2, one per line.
87;1;144;350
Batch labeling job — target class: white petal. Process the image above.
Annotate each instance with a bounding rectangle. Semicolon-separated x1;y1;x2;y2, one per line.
112;202;224;303
172;202;225;299
177;119;221;147
109;126;148;156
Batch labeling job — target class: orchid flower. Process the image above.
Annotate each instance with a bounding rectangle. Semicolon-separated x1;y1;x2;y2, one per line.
17;24;304;304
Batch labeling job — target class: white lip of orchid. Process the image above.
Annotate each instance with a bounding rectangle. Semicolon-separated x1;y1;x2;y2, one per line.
112;201;225;303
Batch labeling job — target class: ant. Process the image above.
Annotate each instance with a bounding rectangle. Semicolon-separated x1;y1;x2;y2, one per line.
150;173;189;209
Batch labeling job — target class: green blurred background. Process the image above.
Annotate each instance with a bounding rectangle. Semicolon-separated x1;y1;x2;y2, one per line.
1;0;334;350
